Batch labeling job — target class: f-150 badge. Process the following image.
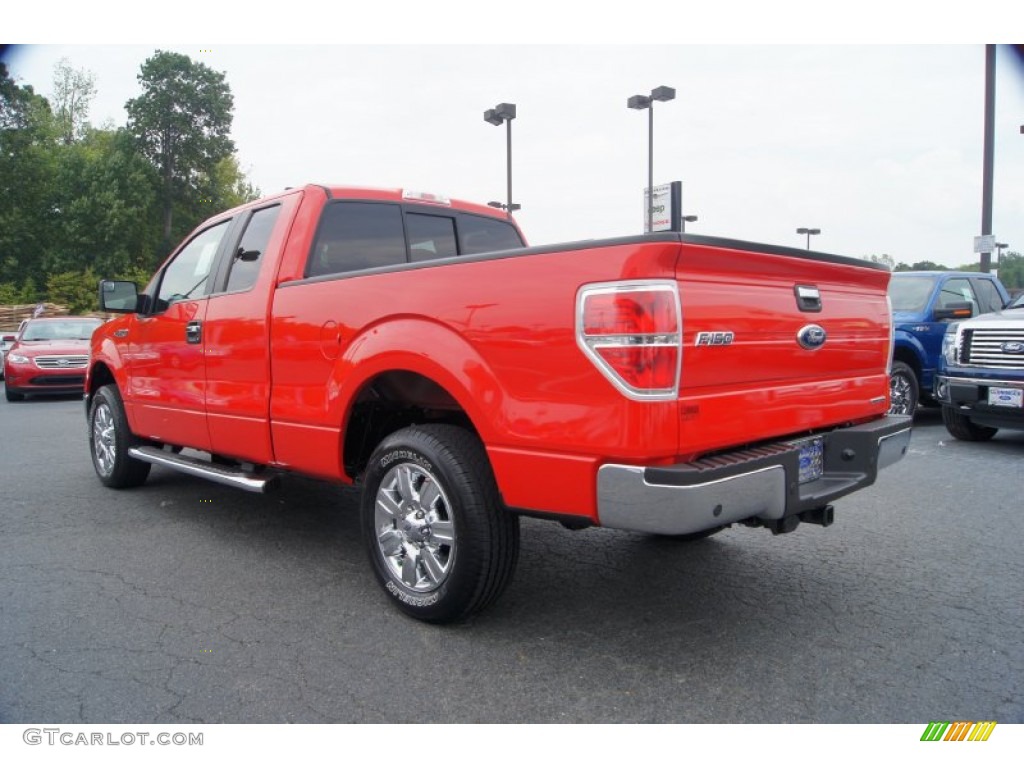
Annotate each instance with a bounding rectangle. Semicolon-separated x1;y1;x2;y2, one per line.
695;331;734;346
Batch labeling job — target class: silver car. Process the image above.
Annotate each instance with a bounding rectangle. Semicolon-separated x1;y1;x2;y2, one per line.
1;331;19;380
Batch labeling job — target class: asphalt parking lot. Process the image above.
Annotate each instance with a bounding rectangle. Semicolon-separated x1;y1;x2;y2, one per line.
1;389;1021;724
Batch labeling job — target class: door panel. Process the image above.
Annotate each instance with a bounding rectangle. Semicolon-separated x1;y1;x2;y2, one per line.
129;299;212;449
204;200;295;463
126;219;231;450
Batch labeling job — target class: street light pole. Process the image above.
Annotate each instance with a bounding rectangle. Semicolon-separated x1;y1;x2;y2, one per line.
995;241;1008;266
978;44;995;274
681;215;698;233
797;227;821;250
484;103;517;218
980;45;996;272
647;104;653;232
628;86;675;233
506;117;512;221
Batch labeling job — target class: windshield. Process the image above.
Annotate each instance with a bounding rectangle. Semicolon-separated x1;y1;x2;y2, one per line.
888;275;938;313
1009;293;1024;309
20;319;103;341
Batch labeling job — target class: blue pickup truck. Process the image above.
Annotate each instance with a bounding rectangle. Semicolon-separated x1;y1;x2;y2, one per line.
888;271;1010;416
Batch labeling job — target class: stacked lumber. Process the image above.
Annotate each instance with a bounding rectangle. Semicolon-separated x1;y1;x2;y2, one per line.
0;303;70;332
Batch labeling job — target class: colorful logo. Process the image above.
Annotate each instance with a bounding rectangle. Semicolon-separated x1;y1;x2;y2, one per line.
920;721;997;742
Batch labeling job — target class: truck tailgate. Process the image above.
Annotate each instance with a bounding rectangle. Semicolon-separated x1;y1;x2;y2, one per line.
674;239;892;456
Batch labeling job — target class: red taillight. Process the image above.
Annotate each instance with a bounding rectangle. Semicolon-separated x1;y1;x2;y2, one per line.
577;282;681;399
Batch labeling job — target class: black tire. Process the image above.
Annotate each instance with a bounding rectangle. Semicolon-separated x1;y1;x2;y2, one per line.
88;384;151;488
889;361;919;417
5;386;24;402
941;405;997;442
361;424;520;624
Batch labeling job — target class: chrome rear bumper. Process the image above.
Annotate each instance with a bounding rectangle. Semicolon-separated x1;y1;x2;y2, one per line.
596;415;912;536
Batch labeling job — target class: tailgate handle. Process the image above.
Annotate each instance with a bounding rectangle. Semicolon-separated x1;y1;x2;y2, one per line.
794;285;821;312
186;320;202;344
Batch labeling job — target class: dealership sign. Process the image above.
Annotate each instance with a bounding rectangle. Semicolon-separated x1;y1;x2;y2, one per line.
644;181;683;233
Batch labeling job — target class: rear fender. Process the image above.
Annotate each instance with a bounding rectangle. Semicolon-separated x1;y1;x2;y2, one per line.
330;317;503;444
892;329;927;370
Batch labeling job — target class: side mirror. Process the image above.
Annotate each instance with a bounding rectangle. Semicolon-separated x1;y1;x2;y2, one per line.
99;280;140;313
933;301;973;321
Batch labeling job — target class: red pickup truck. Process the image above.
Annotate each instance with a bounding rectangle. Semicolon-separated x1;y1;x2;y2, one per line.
87;184;911;622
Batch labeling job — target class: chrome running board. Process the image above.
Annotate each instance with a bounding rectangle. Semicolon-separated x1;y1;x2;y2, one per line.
127;446;279;494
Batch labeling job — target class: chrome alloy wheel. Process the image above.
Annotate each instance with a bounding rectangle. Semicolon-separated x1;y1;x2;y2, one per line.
889;372;913;415
92;402;117;476
374;462;456;592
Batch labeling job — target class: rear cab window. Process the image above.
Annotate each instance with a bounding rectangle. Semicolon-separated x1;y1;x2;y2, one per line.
458;213;525;255
307;203;406;277
407;213;458;261
305;199;525;279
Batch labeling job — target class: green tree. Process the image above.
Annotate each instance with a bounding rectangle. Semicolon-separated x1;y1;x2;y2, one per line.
865;254;895;271
116;264;157;290
993;251;1024;291
895;260;948;272
16;277;40;304
0;64;58;291
51;58;97;145
47;127;163;276
125;50;235;254
46;268;99;314
0;282;19;304
1;54;256;308
0;62;50;131
172;154;260;236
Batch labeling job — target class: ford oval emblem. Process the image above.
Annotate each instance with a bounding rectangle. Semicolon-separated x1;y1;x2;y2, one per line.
797;324;827;350
1001;341;1024;354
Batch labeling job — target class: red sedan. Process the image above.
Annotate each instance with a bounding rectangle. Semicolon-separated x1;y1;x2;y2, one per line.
4;317;104;402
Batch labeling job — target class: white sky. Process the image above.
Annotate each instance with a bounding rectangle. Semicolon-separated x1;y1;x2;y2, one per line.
5;4;1024;267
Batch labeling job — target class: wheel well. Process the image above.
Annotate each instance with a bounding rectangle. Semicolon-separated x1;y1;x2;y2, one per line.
88;362;116;398
343;370;477;480
892;348;920;377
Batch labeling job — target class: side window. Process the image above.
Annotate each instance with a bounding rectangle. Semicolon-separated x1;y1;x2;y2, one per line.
154;220;231;312
226;205;281;293
307;202;406;277
936;278;978;316
458;214;524;255
973;279;1004;314
406;213;457;261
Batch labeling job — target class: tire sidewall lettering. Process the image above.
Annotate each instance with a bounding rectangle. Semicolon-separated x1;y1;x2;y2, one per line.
384;579;441;607
378;448;432;474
